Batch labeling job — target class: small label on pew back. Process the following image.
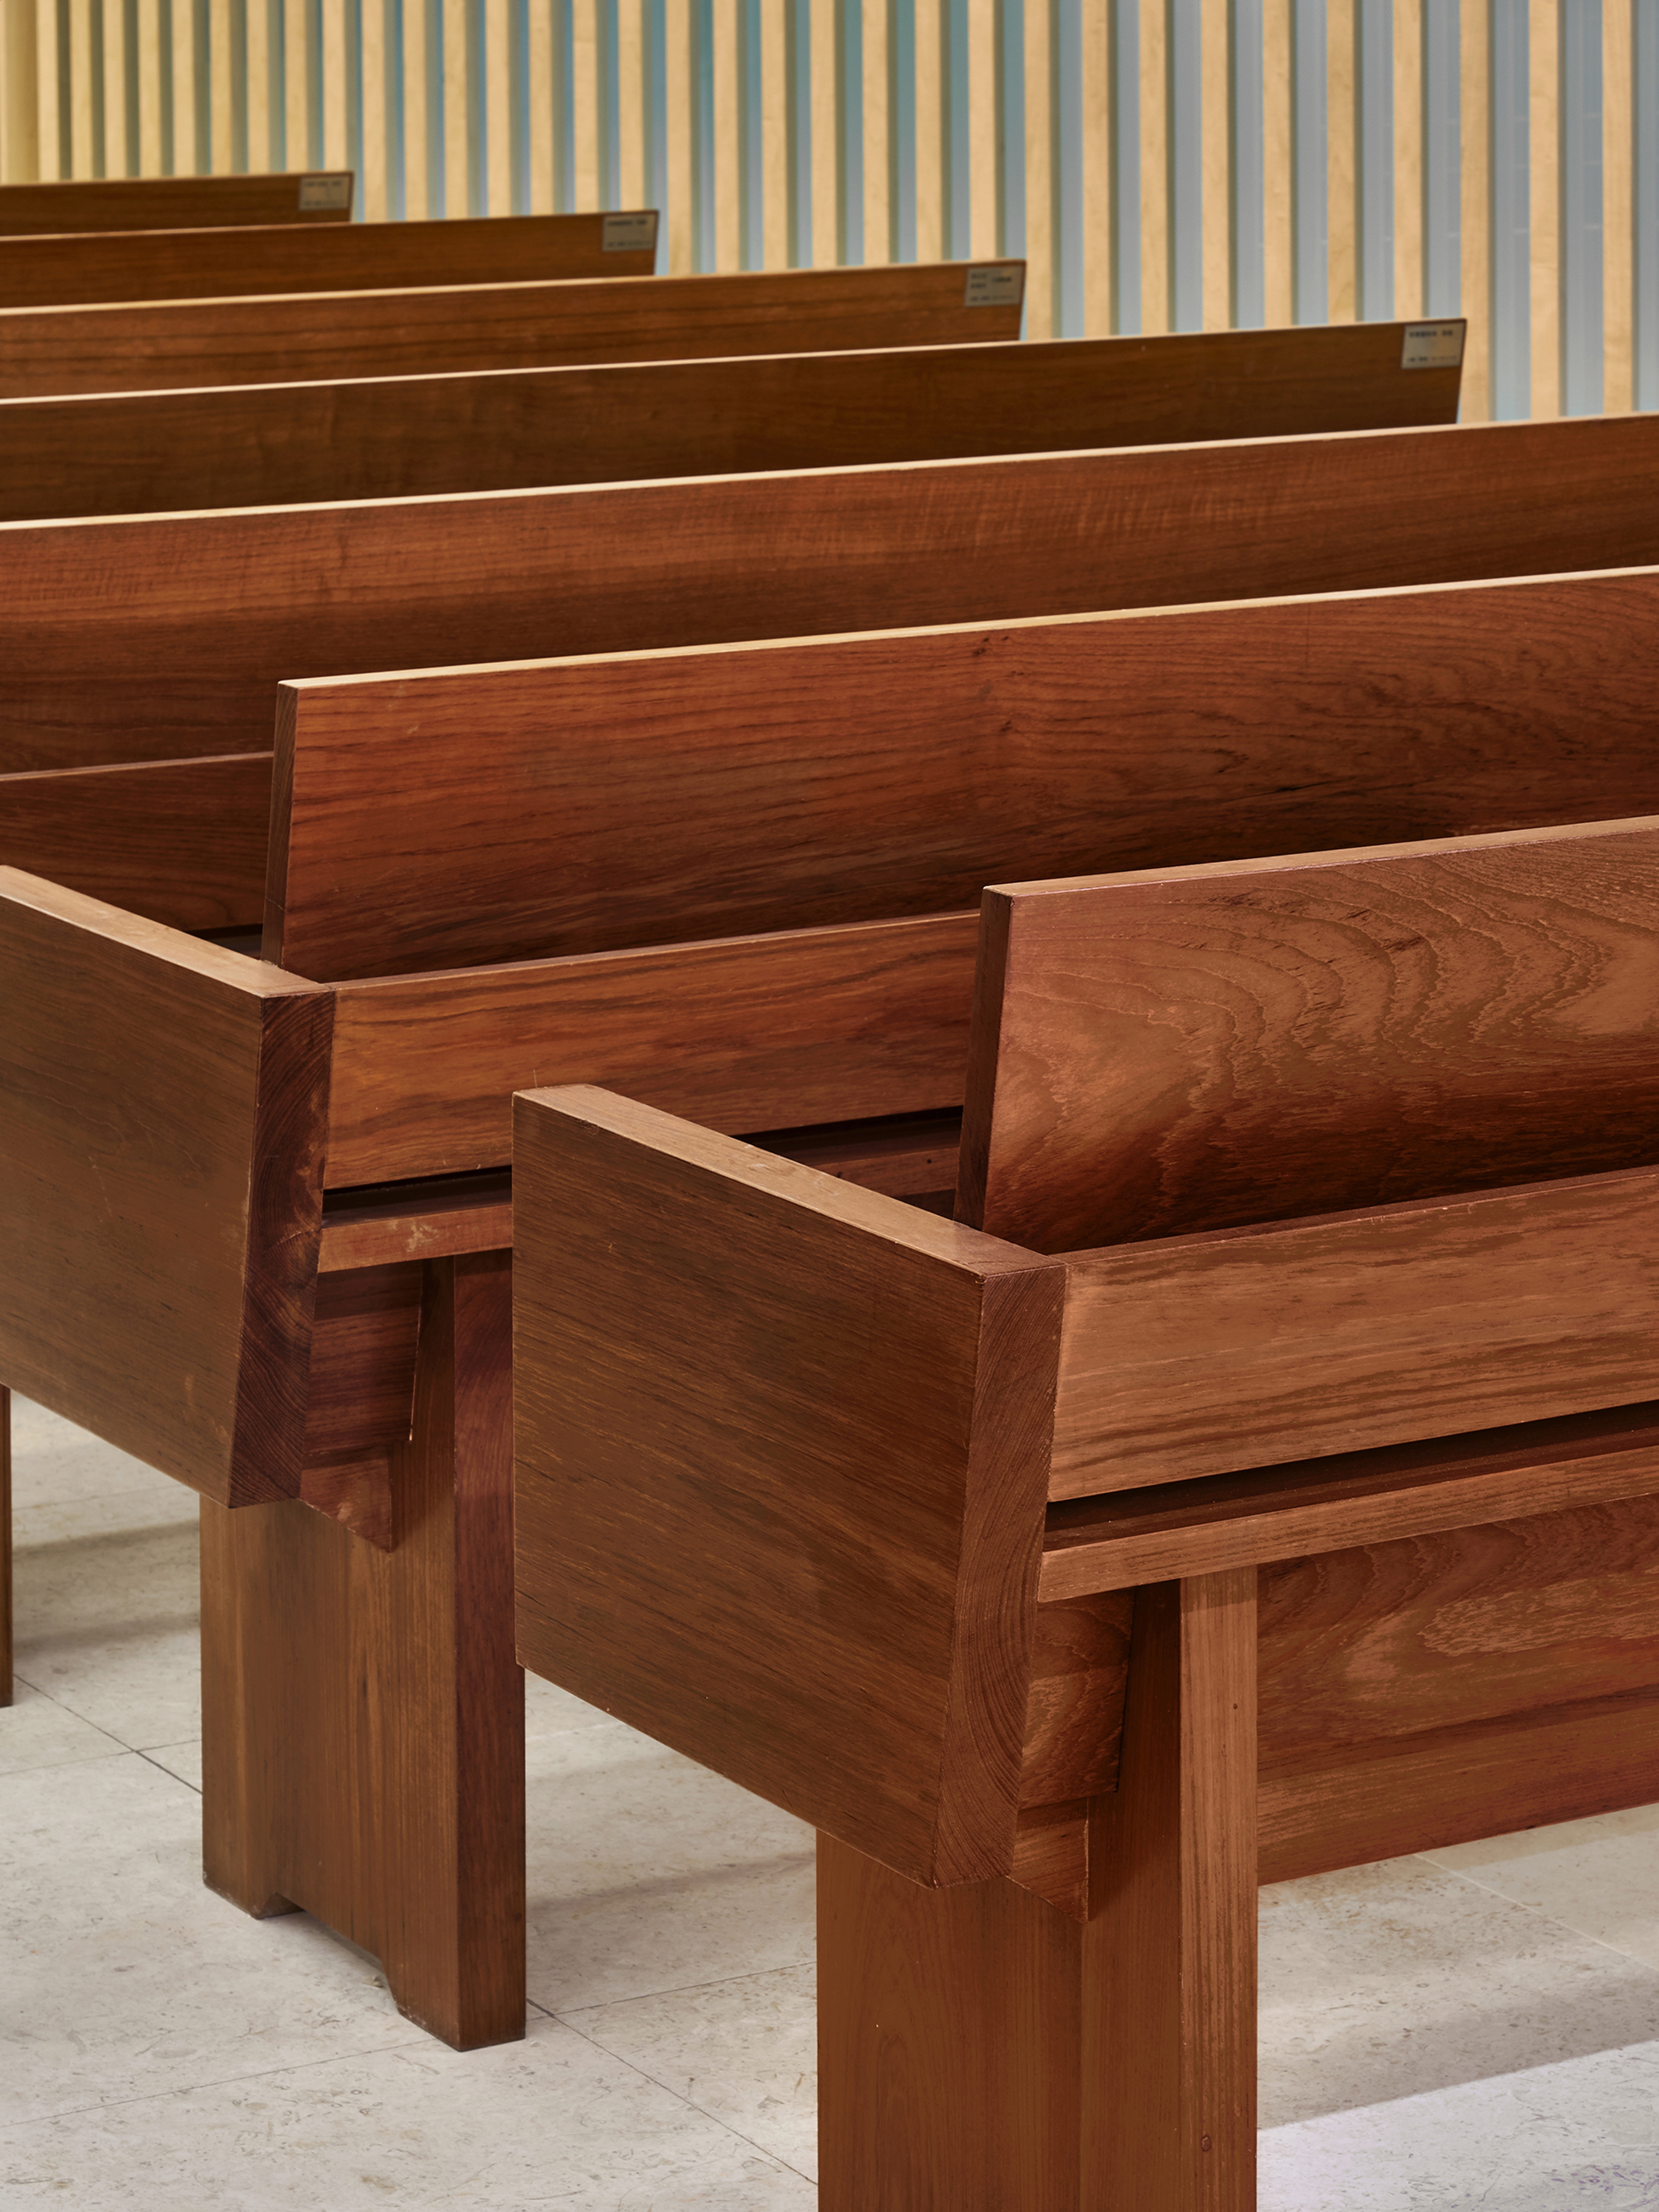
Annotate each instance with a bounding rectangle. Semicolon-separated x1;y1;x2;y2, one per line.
1402;319;1465;369
965;263;1025;308
603;211;660;253
296;172;353;213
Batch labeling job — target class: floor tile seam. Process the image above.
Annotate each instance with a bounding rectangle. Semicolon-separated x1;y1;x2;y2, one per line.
550;1958;815;2020
7;1677;190;1764
0;2033;435;2131
1411;1851;1659;1976
133;1746;202;1793
549;2008;816;2187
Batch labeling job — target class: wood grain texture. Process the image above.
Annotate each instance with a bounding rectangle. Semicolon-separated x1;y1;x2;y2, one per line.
0;210;655;310
1019;1589;1133;1806
202;1252;525;2049
0;259;1024;400
299;1454;395;1552
8;409;1659;774
0;755;270;928
1084;1572;1258;2212
264;555;1659;982
1009;1799;1095;1917
324;912;978;1187
818;1831;1085;2210
0;318;1463;527
1049;1162;1659;1495
512;1086;1065;1886
0;867;332;1506
318;1172;513;1271
1040;1402;1659;1597
0;171;354;234
300;1262;422;1463
970;817;1659;1255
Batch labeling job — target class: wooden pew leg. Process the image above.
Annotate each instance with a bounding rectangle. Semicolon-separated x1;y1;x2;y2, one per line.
2;1384;13;1707
200;1252;525;2050
819;1568;1257;2212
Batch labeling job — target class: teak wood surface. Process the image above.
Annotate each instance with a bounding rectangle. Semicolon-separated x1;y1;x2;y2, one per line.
0;170;353;234
269;565;1659;979
0;258;1025;400
0;867;331;1506
0;318;1462;524
6;410;1658;781
0;209;656;309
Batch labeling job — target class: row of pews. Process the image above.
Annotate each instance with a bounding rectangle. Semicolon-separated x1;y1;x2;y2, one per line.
4;165;1655;2207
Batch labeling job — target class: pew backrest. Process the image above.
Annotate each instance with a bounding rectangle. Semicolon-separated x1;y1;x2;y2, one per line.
0;317;1463;524
0;258;1026;399
0;208;658;309
0;170;354;235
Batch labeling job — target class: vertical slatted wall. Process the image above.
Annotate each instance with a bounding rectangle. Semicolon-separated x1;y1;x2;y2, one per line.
0;0;1651;419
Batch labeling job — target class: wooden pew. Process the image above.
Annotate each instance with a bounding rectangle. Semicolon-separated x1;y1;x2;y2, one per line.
0;208;658;310
513;813;1659;2208
0;317;1465;524
6;407;1659;933
0;169;354;233
0;257;1026;399
6;556;1659;2039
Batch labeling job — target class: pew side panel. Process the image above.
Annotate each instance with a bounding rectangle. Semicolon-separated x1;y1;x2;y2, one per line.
0;258;1027;400
0;317;1462;527
0;170;354;234
0;209;659;311
9;411;1659;775
0;866;333;1505
512;1085;1065;1887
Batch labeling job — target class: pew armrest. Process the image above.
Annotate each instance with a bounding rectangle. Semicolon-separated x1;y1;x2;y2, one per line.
0;867;333;1505
512;1083;1065;1887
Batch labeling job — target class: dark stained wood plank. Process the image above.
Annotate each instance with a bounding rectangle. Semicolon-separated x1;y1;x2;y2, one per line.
0;170;354;234
300;1263;423;1463
324;912;978;1187
270;564;1659;980
9;409;1659;775
0;209;656;310
0;318;1462;526
299;1455;394;1552
202;1252;524;2049
0;866;332;1506
318;1171;514;1272
0;754;270;930
1049;1163;1659;1495
969;817;1659;1256
1039;1402;1659;1598
1085;1572;1257;2212
512;1084;1065;1887
0;258;1025;398
1018;1590;1133;1806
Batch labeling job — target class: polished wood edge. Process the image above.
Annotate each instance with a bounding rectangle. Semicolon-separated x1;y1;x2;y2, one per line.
0;862;320;996
1039;1400;1659;1597
319;1172;514;1271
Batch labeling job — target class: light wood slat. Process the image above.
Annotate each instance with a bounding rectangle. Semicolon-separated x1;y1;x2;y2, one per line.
1459;0;1491;418
285;0;310;175
1262;0;1292;324
862;0;890;262
244;0;271;172
105;0;130;175
1138;0;1168;331
1080;0;1109;330
664;0;694;267
137;0;164;173
444;0;470;214
34;0;59;178
573;0;600;209
68;0;93;177
486;0;513;213
1529;0;1560;417
1200;0;1230;327
1604;0;1634;413
760;0;789;265
168;0;196;175
713;0;743;265
361;0;389;219
1;1;39;181
1023;0;1054;335
1393;0;1422;318
914;0;943;260
617;0;648;211
210;0;232;170
968;0;997;257
810;0;837;264
526;0;554;211
1327;0;1356;319
321;0;348;168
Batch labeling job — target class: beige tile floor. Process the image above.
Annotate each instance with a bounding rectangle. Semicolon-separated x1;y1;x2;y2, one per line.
4;1397;1658;2209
